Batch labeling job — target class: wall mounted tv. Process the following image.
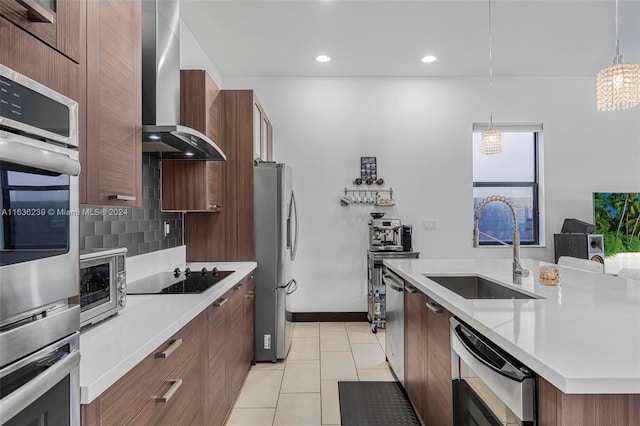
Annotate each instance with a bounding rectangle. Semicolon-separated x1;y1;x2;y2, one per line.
593;192;640;273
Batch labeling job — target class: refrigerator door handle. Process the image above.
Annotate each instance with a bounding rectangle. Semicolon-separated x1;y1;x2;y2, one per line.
291;191;299;261
286;278;298;295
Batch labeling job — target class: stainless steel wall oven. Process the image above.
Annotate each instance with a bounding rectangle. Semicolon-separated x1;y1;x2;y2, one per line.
0;64;80;425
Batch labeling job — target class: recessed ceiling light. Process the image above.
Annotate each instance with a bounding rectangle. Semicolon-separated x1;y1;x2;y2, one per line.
315;55;332;63
421;55;437;63
185;152;194;157
148;134;160;140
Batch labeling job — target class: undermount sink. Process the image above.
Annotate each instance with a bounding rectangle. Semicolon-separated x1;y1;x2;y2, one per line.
424;275;541;300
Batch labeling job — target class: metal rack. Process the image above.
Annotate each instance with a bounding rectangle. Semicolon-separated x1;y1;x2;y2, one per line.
343;188;394;206
366;250;419;333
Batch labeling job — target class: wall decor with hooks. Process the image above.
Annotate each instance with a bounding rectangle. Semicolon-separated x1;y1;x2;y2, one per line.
340;188;395;206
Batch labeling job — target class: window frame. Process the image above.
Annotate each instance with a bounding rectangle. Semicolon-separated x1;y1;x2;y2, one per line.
472;129;541;246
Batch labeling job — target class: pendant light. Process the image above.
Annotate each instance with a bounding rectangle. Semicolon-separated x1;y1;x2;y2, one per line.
481;0;502;155
596;0;640;111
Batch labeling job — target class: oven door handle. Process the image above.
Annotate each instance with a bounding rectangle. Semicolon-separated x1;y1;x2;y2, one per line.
0;350;80;424
0;139;81;176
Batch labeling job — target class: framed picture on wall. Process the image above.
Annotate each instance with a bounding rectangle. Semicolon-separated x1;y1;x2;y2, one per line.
361;157;377;180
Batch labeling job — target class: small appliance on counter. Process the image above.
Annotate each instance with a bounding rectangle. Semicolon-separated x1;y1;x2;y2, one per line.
369;217;403;252
401;225;413;252
366;212;419;332
80;248;128;328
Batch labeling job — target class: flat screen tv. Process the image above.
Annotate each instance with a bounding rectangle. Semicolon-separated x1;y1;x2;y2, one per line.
593;192;640;273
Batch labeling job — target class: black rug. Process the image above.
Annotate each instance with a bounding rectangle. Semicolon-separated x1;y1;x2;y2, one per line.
338;381;420;426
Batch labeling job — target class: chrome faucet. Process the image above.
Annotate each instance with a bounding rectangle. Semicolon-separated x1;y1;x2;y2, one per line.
473;195;530;284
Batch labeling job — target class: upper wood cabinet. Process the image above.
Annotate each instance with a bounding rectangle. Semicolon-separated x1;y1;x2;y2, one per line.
0;15;82;102
82;0;142;207
0;0;82;63
160;70;224;212
253;98;272;162
180;69;223;147
162;160;222;212
184;90;273;262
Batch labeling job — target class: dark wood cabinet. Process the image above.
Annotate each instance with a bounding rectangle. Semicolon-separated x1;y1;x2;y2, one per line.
404;289;453;426
0;0;82;63
205;296;230;426
0;16;82;101
243;273;256;369
423;296;453;426
161;160;223;212
538;378;640;426
161;69;225;213
180;69;223;147
82;0;142;207
404;284;425;416
81;312;204;426
185;90;272;262
226;282;245;399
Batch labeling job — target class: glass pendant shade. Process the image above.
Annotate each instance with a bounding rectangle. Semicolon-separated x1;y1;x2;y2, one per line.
481;129;502;155
596;61;640;111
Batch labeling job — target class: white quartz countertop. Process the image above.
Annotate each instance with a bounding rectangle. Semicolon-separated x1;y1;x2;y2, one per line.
79;261;257;404
383;258;640;394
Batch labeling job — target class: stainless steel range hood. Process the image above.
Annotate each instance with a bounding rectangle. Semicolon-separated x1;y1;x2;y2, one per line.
141;0;225;161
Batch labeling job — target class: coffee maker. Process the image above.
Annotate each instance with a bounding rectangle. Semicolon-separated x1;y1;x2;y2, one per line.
369;218;403;251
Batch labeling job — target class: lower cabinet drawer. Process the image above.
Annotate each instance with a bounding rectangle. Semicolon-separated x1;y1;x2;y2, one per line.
126;344;202;426
96;313;202;426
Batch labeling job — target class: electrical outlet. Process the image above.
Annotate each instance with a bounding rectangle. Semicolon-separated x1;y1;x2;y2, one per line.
264;334;271;349
423;219;438;230
163;221;170;237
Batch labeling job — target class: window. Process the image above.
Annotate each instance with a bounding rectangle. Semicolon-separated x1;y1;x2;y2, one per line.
472;124;542;246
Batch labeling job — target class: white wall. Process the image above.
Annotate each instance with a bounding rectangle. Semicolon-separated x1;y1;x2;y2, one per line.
223;75;640;313
179;19;223;87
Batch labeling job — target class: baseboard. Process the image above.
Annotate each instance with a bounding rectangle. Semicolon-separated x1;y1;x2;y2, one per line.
291;312;368;322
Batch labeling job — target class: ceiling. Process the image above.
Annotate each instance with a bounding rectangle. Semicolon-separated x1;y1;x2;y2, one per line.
180;0;640;78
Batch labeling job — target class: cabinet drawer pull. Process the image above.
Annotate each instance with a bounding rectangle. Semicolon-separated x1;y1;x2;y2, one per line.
213;298;228;307
154;379;183;403
245;291;255;298
405;285;417;294
108;194;137;201
155;339;182;358
16;0;55;23
234;284;242;290
425;301;443;313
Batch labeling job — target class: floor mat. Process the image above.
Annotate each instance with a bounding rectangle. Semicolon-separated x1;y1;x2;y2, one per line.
338;381;420;426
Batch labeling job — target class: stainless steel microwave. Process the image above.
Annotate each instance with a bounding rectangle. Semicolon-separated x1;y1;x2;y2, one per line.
80;248;127;328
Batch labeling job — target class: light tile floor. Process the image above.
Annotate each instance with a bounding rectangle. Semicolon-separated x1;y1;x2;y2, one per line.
225;322;395;426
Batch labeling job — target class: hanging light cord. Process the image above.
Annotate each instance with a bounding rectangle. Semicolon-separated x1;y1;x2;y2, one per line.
488;0;494;128
614;0;620;61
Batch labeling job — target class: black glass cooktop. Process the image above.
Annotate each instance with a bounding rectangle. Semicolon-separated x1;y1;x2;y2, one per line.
127;268;234;294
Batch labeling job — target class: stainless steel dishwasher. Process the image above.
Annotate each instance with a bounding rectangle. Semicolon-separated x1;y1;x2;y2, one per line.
451;317;537;425
383;269;405;385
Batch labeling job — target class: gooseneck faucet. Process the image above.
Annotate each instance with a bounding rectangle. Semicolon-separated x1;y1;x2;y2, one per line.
473;195;530;284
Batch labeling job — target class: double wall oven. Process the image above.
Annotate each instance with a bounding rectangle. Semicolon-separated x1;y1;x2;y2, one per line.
0;64;81;425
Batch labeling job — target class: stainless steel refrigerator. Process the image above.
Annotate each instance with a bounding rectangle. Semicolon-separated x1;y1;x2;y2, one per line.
254;162;299;362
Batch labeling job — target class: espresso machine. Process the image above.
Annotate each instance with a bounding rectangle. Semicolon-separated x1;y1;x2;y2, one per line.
369;217;403;252
366;213;419;333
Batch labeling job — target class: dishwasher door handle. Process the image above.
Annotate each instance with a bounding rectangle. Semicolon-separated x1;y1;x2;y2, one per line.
451;318;530;382
389;283;403;292
382;272;404;288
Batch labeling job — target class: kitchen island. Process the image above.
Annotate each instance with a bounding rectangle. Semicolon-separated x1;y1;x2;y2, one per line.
384;258;640;425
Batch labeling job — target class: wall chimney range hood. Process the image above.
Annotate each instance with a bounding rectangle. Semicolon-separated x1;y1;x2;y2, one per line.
141;0;225;161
